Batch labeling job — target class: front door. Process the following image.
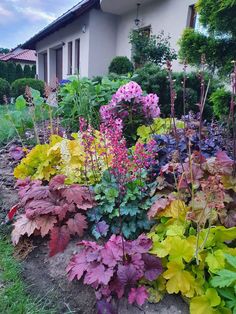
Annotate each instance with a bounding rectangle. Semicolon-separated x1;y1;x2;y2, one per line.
56;48;63;81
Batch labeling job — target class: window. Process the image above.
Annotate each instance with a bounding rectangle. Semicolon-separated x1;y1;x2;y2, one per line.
75;39;80;75
68;41;72;75
188;5;197;29
188;5;208;35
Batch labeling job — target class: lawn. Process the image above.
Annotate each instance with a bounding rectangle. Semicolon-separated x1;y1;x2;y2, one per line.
0;235;54;314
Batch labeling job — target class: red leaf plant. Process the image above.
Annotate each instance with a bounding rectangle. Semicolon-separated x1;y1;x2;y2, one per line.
11;175;95;256
67;234;162;307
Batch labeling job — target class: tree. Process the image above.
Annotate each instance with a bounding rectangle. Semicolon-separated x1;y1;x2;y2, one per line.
129;30;177;69
179;0;236;76
15;64;23;80
7;62;16;83
31;64;36;78
23;64;31;78
0;48;10;54
0;61;7;80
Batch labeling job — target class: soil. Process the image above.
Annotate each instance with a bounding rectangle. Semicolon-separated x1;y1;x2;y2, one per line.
0;144;189;314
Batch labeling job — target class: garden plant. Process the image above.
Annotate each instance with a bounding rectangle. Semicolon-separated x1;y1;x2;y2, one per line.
5;59;236;314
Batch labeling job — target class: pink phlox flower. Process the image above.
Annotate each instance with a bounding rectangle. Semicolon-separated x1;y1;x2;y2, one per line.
142;93;160;119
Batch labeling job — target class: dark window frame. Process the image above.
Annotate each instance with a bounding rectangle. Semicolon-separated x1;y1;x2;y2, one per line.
68;41;73;75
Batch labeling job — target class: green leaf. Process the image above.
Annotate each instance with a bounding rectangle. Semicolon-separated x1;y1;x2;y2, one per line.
120;203;140;216
104;187;119;202
211;270;236;288
206;250;225;273
190;288;221;314
15;95;26;110
225;254;236;269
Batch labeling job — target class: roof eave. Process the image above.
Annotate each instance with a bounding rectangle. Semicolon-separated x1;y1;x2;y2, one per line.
22;0;99;50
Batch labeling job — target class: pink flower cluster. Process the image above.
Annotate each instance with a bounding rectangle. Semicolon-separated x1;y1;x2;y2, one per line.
100;118;132;189
113;81;143;103
142;94;160;119
100;82;160;122
133;140;157;173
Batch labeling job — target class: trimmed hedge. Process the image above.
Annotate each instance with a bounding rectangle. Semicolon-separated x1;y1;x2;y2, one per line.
133;63;222;120
0;78;11;104
11;78;45;98
109;56;134;75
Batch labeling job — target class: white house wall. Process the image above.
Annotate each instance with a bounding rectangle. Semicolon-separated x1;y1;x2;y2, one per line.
116;0;194;70
88;9;118;77
35;13;90;83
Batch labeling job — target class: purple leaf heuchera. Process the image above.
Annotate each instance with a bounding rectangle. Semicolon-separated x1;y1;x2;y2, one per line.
66;234;162;306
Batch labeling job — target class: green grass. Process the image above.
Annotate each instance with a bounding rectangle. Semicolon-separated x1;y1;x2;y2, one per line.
0;236;55;314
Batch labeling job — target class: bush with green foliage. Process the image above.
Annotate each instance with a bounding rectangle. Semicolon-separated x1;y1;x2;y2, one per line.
58;76;131;130
31;65;36;78
0;61;8;80
23;65;32;78
109;56;134;74
15;64;23;80
134;63;221;119
210;88;231;119
179;0;236;76
0;78;10;103
129;30;177;68
11;78;44;98
7;62;16;84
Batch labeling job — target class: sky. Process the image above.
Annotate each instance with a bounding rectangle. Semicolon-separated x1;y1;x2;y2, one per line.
0;0;80;49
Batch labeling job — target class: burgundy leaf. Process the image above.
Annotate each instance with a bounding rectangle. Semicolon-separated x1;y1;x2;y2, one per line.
216;151;234;174
222;210;236;228
25;199;58;219
117;264;141;286
66;213;88;237
142;253;163;281
148;198;170;219
7;203;19;221
128;286;149;306
35;215;57;237
49;175;66;191
21;186;51;206
101;235;123;267
49;226;70;257
84;264;113;285
61;185;95;210
128;234;152;254
66;251;88;281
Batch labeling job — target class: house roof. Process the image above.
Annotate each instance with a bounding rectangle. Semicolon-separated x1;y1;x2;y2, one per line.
0;49;36;63
22;0;100;50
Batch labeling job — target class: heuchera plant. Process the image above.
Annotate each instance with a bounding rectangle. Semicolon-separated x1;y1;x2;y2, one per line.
11;175;95;256
67;234;163;306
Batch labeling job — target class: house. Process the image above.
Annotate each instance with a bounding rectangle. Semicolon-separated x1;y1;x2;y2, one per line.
22;0;197;84
0;47;36;68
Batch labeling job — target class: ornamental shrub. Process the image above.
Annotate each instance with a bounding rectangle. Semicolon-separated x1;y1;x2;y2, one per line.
7;62;16;83
109;56;134;75
0;61;7;80
15;64;23;80
31;65;36;78
0;78;10;103
210;88;231;119
11;78;44;98
23;65;31;78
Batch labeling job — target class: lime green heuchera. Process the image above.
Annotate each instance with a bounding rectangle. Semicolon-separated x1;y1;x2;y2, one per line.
14;132;112;185
147;200;236;314
137;118;184;143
